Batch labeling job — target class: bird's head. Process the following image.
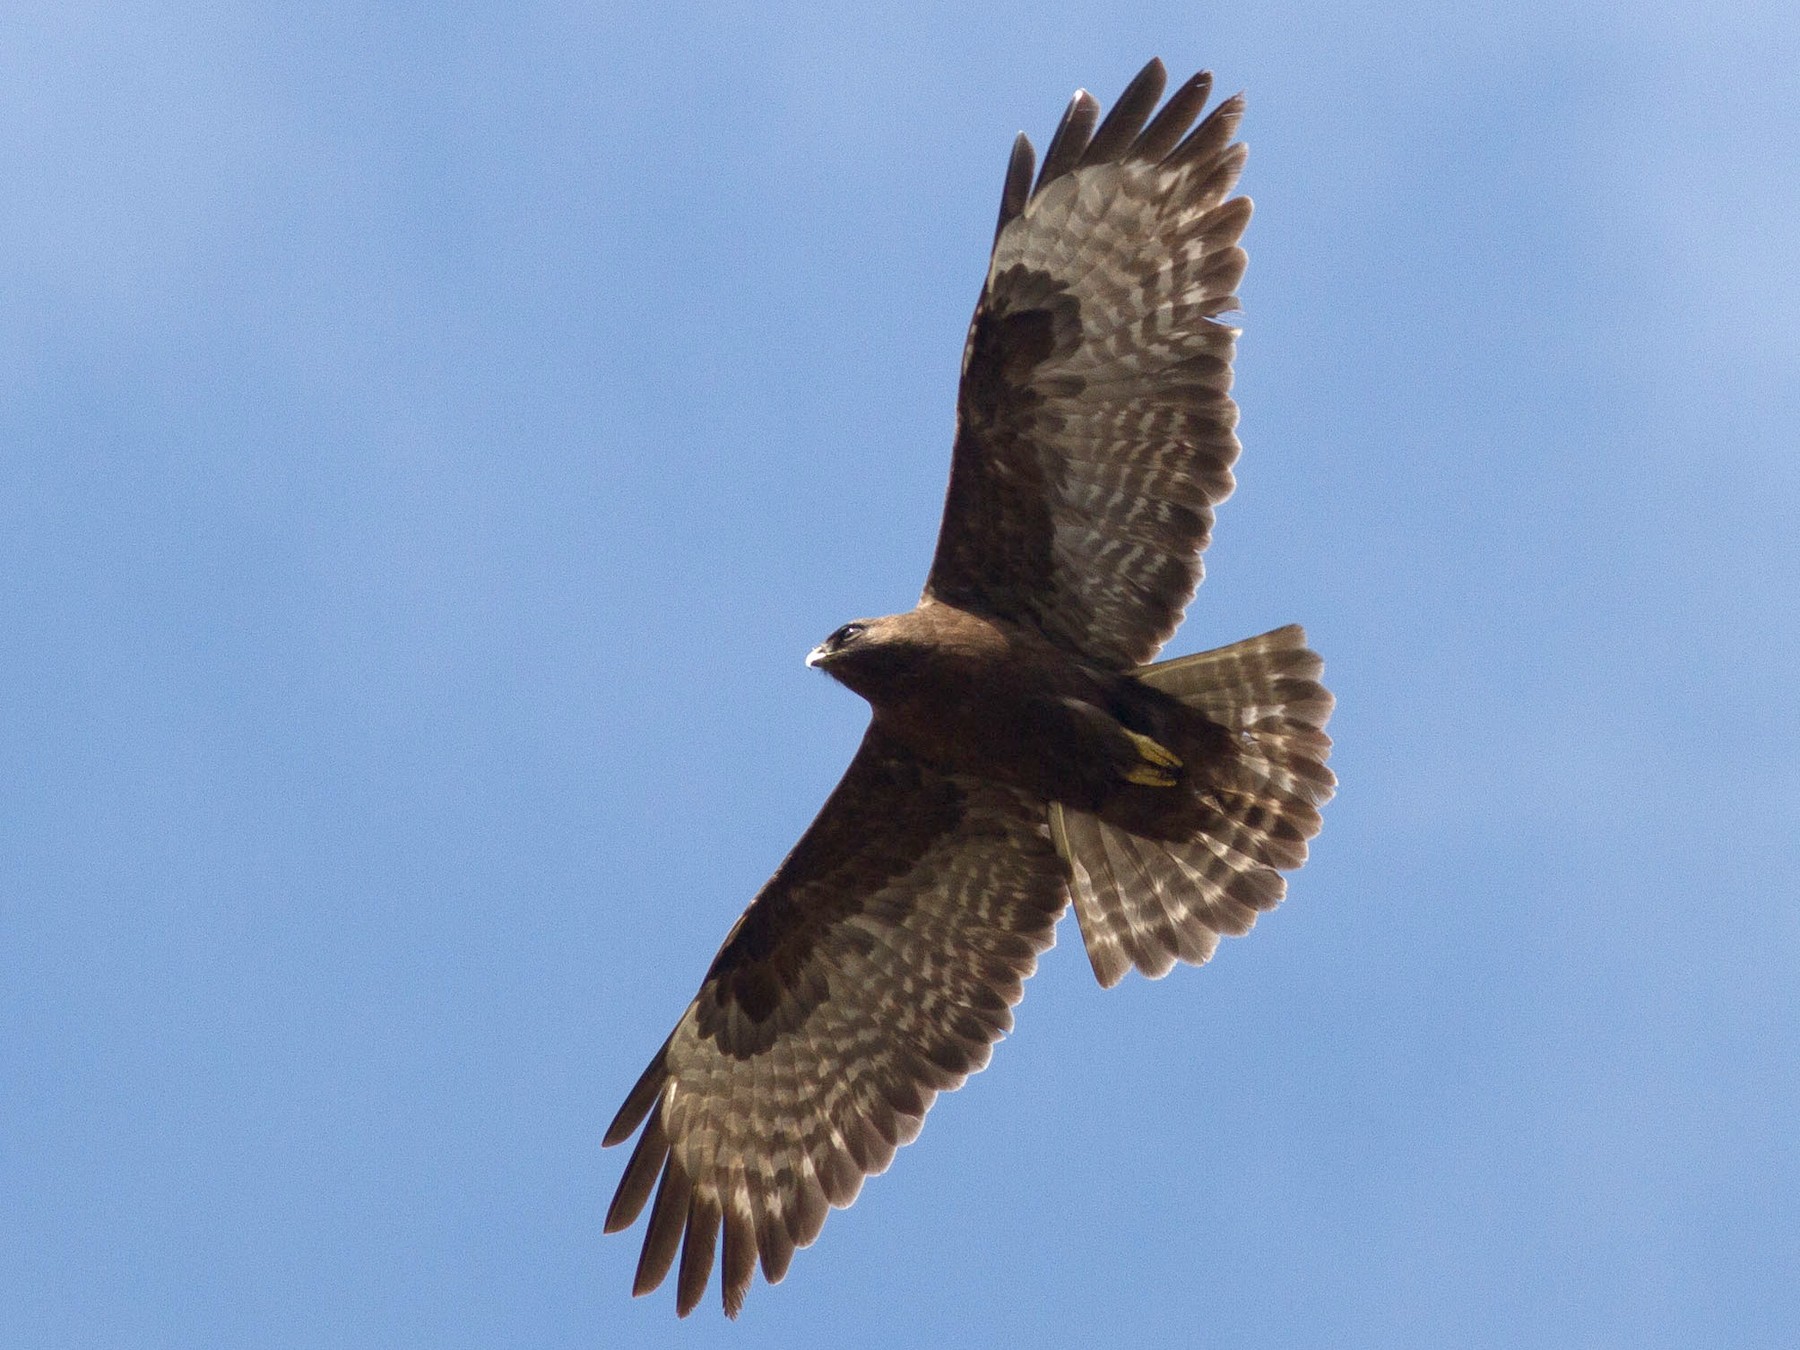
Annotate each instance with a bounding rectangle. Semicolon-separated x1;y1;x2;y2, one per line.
805;619;876;672
805;614;920;701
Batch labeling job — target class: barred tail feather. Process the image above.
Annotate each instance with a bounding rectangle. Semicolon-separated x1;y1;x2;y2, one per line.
1050;625;1335;988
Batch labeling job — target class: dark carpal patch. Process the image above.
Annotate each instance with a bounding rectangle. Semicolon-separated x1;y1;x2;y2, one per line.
695;745;967;1055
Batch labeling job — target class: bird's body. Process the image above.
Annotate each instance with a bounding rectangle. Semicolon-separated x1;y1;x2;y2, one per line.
605;59;1335;1317
813;601;1238;835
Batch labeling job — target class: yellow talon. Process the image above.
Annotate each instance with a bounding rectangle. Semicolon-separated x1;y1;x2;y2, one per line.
1124;763;1180;788
1124;728;1181;768
1122;730;1182;787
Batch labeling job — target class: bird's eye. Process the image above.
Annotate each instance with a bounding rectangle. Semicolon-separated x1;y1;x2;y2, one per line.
832;623;864;648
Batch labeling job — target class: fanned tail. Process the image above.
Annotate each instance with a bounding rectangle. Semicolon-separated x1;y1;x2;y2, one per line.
1050;625;1334;988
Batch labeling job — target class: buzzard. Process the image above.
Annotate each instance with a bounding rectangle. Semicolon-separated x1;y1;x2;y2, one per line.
604;58;1335;1317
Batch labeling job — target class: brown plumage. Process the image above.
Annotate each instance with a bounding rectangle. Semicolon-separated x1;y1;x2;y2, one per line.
604;58;1335;1317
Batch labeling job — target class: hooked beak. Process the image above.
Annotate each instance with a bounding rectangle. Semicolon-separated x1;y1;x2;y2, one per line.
805;643;830;669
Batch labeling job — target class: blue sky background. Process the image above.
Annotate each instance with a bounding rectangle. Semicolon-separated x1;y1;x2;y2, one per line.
5;4;1797;1346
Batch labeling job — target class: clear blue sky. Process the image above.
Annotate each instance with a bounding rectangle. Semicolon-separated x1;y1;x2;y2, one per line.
5;4;1796;1347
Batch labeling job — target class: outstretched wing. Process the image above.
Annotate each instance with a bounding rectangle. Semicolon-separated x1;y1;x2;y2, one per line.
925;59;1252;669
603;729;1068;1317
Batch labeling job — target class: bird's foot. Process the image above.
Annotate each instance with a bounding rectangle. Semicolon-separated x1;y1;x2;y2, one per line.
1122;730;1182;787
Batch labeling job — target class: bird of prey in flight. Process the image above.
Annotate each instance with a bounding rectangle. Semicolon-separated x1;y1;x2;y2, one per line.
603;57;1335;1318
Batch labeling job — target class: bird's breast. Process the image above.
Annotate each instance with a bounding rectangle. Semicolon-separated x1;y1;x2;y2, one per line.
868;656;1128;808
